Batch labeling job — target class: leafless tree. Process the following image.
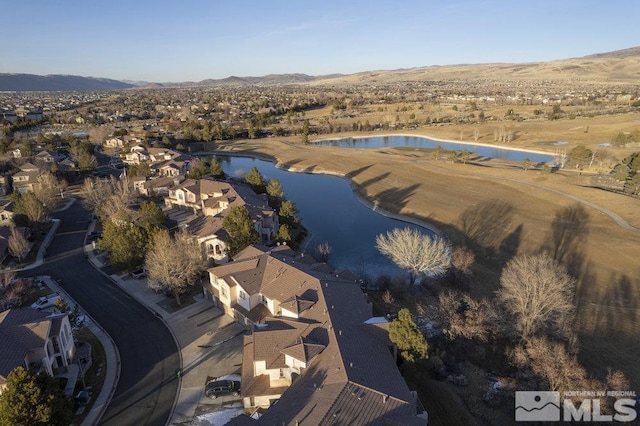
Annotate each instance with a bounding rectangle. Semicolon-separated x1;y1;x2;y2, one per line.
83;176;136;220
19;192;47;223
34;171;66;212
473;128;480;142
82;177;114;213
316;242;332;263
451;246;475;276
376;227;450;284
0;270;16;289
3;278;30;308
521;337;592;393
497;254;576;340
436;290;493;342
145;229;207;306
8;227;30;262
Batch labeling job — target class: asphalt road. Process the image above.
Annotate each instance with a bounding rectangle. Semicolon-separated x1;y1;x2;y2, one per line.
21;199;179;426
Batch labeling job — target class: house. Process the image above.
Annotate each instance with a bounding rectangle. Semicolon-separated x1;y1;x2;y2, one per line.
104;137;125;148
165;179;278;244
123;145;150;165
0;175;10;196
206;245;427;424
0;309;75;395
135;175;185;197
184;215;229;263
0;200;14;225
11;162;41;194
34;150;56;164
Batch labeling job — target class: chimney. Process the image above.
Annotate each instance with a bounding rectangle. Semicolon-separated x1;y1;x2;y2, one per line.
383;394;388;403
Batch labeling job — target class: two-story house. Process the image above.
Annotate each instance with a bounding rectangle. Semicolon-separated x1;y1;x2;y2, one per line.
0;309;75;395
11;162;41;194
207;245;427;424
166;179;278;245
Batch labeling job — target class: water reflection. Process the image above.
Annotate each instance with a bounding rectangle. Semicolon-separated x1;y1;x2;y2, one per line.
216;155;430;280
313;135;554;162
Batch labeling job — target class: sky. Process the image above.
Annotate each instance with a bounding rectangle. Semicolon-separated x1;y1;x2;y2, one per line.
1;0;638;83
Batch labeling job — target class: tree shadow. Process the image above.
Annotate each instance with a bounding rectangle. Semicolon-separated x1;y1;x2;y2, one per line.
375;183;421;213
458;199;516;250
540;203;590;277
499;223;523;264
345;164;374;179
360;172;392;189
575;264;640;389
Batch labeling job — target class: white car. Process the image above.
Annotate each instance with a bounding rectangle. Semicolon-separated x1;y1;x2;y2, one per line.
30;293;61;310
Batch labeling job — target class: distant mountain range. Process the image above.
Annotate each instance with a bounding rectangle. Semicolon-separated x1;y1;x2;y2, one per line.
0;74;135;92
1;46;638;92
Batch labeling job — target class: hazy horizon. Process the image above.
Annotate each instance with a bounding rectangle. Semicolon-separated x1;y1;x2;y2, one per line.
3;0;638;82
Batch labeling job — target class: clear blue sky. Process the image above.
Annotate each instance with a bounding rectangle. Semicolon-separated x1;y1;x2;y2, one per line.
1;0;637;82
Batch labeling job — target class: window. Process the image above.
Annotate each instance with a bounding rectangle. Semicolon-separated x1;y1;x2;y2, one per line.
239;291;246;300
221;286;228;298
262;295;268;306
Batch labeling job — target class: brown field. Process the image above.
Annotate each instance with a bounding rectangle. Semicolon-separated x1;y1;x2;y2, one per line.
221;112;640;395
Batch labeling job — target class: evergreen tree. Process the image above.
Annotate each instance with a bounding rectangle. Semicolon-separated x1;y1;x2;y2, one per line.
278;200;298;226
209;158;224;178
0;366;72;426
245;166;265;193
222;205;260;256
389;309;428;363
266;178;285;208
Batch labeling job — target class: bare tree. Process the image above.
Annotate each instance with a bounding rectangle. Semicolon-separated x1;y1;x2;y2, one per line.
437;290;493;342
451;246;475;276
376;227;450;284
145;229;207;306
83;176;136;221
17;192;47;223
34;171;66;212
8;227;30;262
497;254;575;340
521;337;592;393
316;242;332;262
0;270;16;289
82;177;114;213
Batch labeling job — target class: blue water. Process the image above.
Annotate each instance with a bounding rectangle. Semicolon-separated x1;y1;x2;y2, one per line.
313;135;555;162
216;155;429;281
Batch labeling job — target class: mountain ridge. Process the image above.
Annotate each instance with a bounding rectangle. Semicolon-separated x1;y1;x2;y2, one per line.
1;45;638;91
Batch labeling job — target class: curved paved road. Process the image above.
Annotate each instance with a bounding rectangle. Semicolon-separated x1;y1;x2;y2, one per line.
21;200;179;426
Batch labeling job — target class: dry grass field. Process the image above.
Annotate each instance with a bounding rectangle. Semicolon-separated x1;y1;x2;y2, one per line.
220;111;640;400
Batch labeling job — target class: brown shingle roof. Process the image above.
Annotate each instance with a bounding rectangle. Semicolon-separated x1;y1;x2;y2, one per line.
0;308;52;380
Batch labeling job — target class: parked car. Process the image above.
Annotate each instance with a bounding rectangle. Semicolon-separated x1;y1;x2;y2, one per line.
204;380;241;399
30;293;61;310
131;268;147;279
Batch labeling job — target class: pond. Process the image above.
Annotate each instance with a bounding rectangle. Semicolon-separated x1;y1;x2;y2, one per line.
313;135;555;163
216;155;431;281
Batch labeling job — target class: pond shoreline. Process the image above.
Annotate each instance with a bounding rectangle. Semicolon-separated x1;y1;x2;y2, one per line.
210;148;445;239
313;133;557;161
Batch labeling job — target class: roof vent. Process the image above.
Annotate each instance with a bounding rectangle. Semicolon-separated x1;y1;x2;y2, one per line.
349;362;353;368
383;394;388;403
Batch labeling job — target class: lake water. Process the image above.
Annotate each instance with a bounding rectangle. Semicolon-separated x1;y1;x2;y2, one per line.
314;135;555;162
216;155;429;281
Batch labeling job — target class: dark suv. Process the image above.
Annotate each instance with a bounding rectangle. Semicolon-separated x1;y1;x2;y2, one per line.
204;380;241;399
